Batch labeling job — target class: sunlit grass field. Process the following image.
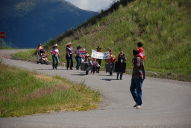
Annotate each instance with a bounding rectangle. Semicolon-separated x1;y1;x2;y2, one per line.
0;64;100;117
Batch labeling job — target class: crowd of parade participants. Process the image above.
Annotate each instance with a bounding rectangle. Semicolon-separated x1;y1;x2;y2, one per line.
36;42;145;79
36;42;145;109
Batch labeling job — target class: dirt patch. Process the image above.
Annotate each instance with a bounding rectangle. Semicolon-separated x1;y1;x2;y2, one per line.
0;96;8;101
25;84;69;100
34;74;55;82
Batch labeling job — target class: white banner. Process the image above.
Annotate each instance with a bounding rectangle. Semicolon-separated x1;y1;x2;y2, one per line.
91;50;110;59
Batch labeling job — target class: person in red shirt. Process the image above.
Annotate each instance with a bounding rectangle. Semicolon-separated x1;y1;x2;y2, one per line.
106;49;116;75
137;42;145;60
106;49;114;62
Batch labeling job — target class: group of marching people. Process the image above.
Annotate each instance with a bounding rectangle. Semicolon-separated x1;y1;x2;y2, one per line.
36;41;145;80
36;41;146;109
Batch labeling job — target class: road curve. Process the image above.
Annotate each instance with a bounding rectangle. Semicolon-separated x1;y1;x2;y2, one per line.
0;49;191;128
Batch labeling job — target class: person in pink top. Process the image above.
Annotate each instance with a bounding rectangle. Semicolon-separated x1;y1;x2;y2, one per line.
51;44;59;69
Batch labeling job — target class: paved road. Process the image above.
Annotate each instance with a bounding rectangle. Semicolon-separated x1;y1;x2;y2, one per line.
0;50;191;128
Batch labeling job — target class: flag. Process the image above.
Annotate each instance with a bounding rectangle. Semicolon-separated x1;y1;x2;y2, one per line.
0;32;6;38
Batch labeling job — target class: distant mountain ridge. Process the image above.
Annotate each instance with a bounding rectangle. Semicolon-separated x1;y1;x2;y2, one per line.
0;0;98;48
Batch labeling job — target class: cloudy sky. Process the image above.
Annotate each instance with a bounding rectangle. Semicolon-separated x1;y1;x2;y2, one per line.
65;0;118;12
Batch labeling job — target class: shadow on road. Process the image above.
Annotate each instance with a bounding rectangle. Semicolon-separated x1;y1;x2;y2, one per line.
98;74;113;76
36;68;67;70
101;78;118;81
71;73;87;76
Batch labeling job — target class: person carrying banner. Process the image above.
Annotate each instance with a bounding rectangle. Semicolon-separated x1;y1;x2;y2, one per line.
51;44;59;69
115;51;126;80
66;42;73;70
96;46;102;73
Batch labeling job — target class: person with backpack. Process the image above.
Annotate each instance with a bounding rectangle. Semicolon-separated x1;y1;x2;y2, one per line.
130;49;145;109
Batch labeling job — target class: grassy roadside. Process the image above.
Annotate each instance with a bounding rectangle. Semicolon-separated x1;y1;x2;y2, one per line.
0;63;101;117
11;49;37;62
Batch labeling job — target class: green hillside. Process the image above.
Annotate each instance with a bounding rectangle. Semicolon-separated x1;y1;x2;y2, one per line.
15;0;191;81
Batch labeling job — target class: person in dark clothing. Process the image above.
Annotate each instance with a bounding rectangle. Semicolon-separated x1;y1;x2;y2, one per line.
130;49;145;109
66;42;73;70
115;51;126;80
96;46;102;73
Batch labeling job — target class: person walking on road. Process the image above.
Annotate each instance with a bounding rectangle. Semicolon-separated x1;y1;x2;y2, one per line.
106;49;116;75
75;46;82;70
66;42;73;70
130;49;145;109
96;46;102;73
51;44;59;70
115;51;126;80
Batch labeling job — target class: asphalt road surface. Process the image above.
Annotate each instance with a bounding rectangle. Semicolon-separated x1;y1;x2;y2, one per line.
0;49;191;128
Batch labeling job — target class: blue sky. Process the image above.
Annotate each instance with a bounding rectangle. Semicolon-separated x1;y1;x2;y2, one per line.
65;0;118;12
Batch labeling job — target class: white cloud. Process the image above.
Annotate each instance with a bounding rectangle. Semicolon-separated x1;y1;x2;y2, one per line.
65;0;118;12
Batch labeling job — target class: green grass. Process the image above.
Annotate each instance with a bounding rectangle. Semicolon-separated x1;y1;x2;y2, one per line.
12;0;191;81
11;49;37;61
0;64;101;117
0;40;12;49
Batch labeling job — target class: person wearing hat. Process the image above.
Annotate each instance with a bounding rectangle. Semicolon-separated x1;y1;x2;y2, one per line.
51;44;59;69
66;42;73;70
